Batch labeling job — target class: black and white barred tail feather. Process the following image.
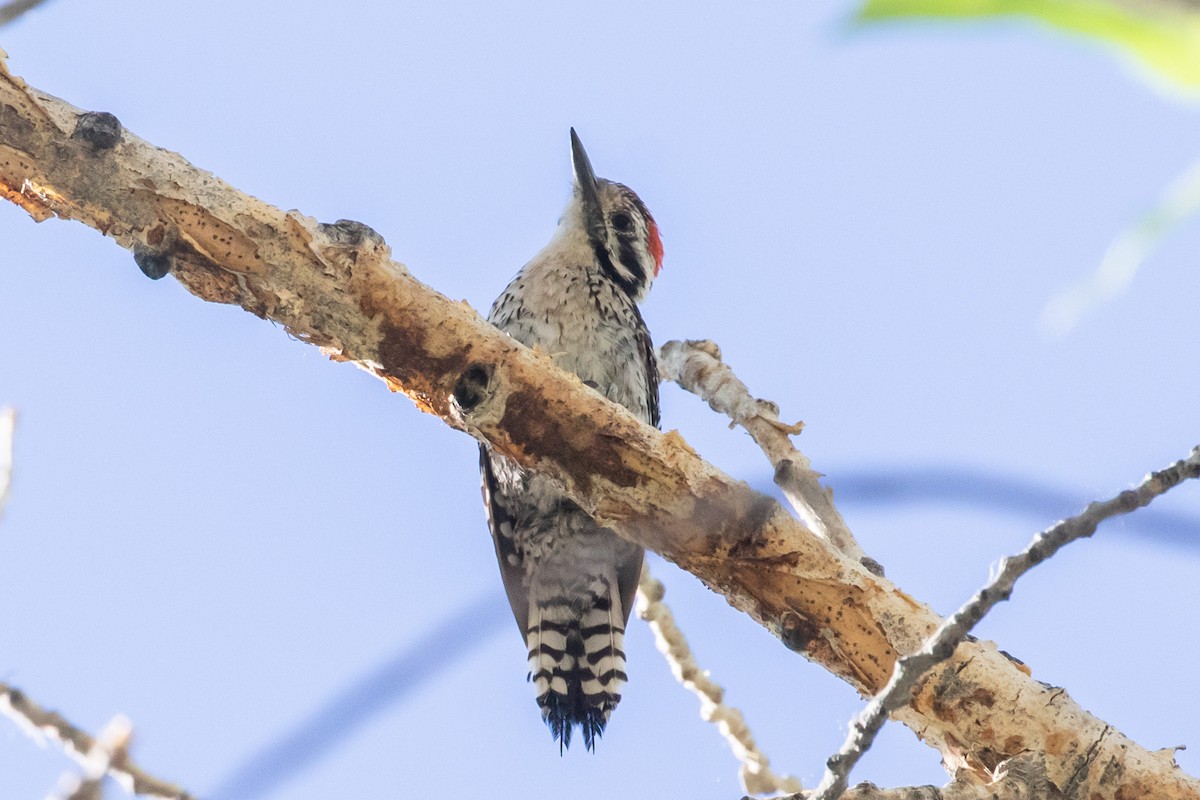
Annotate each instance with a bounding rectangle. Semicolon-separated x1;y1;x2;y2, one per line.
527;581;628;751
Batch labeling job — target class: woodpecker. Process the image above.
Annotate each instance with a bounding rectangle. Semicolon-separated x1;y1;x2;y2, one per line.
480;129;663;751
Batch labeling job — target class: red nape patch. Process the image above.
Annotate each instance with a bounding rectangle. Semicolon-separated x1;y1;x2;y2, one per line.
647;219;664;276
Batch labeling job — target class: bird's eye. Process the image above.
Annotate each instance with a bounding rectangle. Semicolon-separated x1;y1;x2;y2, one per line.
611;212;633;233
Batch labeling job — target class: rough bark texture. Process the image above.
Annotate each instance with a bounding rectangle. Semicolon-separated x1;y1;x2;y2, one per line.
1;54;1195;799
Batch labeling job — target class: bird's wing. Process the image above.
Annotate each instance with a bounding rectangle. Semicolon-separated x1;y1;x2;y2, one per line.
480;445;529;635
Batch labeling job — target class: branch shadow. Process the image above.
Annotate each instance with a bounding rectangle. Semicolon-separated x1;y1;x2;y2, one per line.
207;591;509;800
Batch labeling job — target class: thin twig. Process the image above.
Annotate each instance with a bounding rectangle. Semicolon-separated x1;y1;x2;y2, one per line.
638;564;802;797
811;445;1200;800
49;714;134;800
778;751;1059;798
0;683;196;800
0;0;51;26
782;765;1043;799
658;339;876;572
0;406;13;521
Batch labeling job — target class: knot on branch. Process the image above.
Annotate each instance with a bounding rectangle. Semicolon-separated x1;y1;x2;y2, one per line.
132;242;173;280
318;218;384;248
71;111;122;151
452;362;494;413
779;610;817;653
860;555;885;577
312;218;399;278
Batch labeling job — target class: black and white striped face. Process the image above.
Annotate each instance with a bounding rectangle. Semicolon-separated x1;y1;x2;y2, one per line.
569;130;664;304
586;179;663;304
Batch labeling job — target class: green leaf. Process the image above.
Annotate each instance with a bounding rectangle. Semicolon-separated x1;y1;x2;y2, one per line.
857;0;1200;92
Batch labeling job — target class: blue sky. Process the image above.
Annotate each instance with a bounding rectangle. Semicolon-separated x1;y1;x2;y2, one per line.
2;2;1198;798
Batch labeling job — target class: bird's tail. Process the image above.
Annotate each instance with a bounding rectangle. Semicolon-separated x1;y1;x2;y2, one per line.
526;578;628;752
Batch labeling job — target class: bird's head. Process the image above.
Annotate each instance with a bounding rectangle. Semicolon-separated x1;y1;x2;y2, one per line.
567;128;663;304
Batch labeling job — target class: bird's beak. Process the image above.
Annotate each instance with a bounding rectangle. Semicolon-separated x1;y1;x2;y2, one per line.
570;128;604;235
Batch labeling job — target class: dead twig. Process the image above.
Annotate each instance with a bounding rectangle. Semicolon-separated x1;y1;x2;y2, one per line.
812;445;1200;800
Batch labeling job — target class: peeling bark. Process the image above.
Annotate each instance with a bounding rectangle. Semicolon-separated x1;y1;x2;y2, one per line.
1;54;1196;799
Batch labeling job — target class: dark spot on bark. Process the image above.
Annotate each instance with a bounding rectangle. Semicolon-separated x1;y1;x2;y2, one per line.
692;494;735;550
779;611;817;652
745;492;778;535
999;649;1025;667
453;363;492;412
319;218;384;247
704;490;781;564
975;747;1008;773
967;688;995;708
1113;777;1149;800
930;696;957;722
72;111;123;151
374;320;469;413
499;389;640;490
0;103;35;147
133;244;172;280
860;556;884;576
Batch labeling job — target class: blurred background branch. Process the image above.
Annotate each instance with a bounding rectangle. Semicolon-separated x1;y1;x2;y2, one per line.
0;0;52;27
0;684;193;800
0;407;13;521
49;714;133;800
207;594;508;800
812;465;1200;547
1041;156;1200;334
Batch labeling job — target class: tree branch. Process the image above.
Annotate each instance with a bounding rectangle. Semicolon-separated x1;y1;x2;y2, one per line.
658;339;877;572
813;446;1200;800
2;56;1196;798
638;565;803;796
788;753;1055;800
50;714;134;800
794;748;1183;799
0;683;194;800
